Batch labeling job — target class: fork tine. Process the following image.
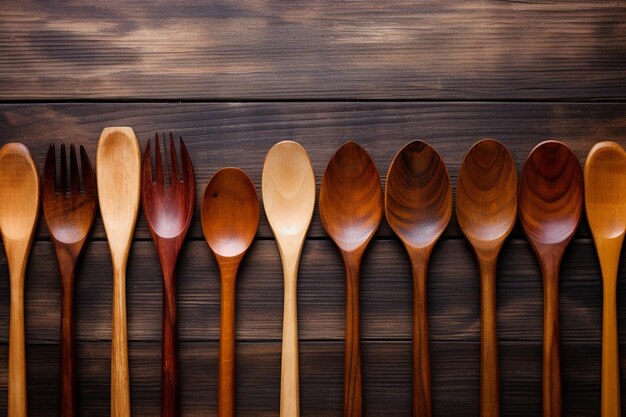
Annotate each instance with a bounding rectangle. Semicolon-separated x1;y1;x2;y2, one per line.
155;132;164;186
43;143;57;195
179;137;194;186
70;144;80;197
80;145;95;197
169;132;179;184
60;143;67;195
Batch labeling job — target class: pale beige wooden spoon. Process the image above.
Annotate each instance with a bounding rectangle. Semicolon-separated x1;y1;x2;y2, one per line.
262;141;316;417
584;141;626;417
0;143;40;417
97;127;141;417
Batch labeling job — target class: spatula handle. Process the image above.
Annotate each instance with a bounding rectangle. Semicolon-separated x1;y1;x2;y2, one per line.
280;260;300;417
162;269;178;417
343;252;362;417
60;273;76;417
478;258;499;417
411;260;431;417
112;267;130;417
218;263;238;417
9;270;27;417
542;261;562;417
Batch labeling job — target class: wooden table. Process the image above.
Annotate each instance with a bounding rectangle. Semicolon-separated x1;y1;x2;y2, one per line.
1;1;625;416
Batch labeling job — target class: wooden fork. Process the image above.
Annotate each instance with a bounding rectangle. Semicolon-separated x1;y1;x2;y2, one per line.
42;144;96;417
142;133;195;417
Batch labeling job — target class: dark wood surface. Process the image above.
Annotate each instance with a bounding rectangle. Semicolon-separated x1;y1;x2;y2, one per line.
1;0;626;415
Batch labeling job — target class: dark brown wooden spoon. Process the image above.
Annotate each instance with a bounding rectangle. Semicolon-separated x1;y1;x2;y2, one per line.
519;140;583;417
320;141;383;417
142;133;195;417
202;168;259;417
42;144;96;417
457;139;517;417
385;141;452;417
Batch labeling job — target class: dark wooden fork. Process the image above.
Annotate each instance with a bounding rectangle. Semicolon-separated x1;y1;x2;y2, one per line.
42;144;96;417
142;133;195;417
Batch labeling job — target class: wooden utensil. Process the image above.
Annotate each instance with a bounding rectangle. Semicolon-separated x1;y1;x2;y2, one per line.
385;141;451;417
202;168;259;417
519;140;583;417
97;127;141;417
584;141;626;417
262;141;316;417
320;141;383;417
0;143;39;417
457;139;517;417
43;144;97;417
142;133;195;417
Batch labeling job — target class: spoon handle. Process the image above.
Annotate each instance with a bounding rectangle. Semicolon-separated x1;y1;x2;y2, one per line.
410;258;431;417
343;251;362;417
598;239;622;417
8;268;27;417
112;266;131;417
541;260;562;417
478;258;499;417
161;267;179;417
60;270;77;417
218;263;238;417
280;259;300;417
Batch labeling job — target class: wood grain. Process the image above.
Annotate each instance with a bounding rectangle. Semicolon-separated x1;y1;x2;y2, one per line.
2;102;626;240
0;1;625;100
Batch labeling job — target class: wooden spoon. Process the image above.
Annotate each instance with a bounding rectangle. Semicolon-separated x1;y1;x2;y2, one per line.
457;139;517;417
584;141;626;417
97;127;141;417
320;141;383;417
519;140;583;417
43;144;97;417
385;141;451;417
142;133;195;417
262;141;316;417
0;143;40;417
202;167;259;417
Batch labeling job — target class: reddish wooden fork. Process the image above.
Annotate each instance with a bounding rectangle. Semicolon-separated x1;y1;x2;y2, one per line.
42;144;96;417
142;133;195;417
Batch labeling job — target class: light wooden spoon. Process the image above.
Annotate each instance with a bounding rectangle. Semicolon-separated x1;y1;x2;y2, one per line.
385;141;451;417
97;127;141;417
584;141;626;417
519;140;583;417
320;141;383;417
457;139;517;417
202;168;259;417
0;143;40;417
262;141;316;417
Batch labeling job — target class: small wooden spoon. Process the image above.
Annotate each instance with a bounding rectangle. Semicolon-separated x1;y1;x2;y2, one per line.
97;127;141;417
385;141;451;417
519;140;583;417
0;143;40;417
262;141;316;417
202;168;259;417
320;141;383;417
584;141;626;417
457;139;517;417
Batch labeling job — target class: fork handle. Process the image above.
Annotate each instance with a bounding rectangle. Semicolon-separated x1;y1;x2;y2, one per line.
162;268;179;417
60;273;77;417
112;266;131;417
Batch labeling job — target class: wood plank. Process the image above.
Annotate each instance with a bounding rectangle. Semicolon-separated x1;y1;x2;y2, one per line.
2;102;626;239
0;340;622;416
1;1;625;100
0;239;621;343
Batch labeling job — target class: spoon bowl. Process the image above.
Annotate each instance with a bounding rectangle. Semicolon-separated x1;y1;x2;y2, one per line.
385;140;451;417
202;168;259;259
519;140;583;417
